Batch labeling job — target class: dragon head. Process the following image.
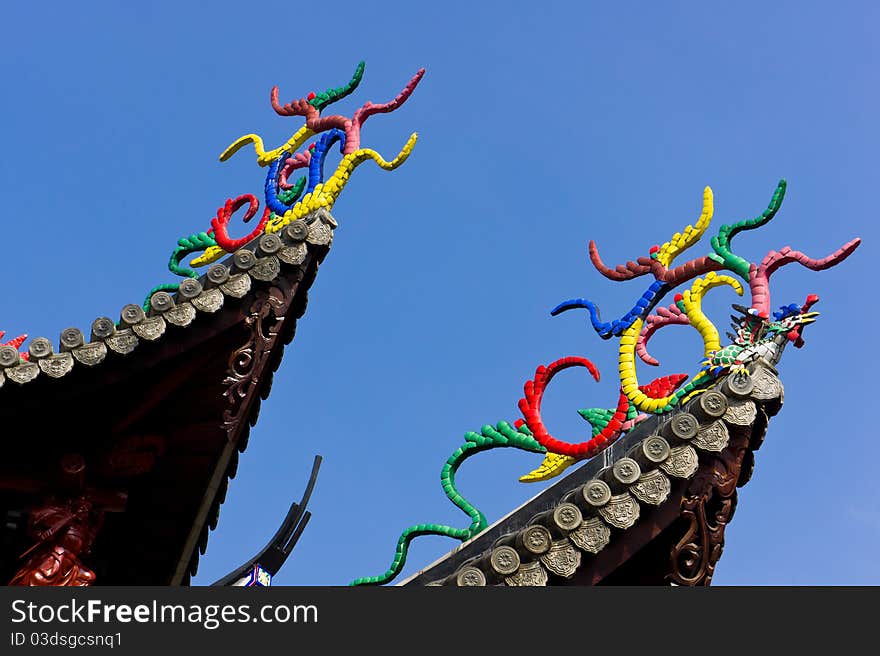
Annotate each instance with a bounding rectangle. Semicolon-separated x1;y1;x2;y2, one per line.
730;294;820;349
770;293;821;348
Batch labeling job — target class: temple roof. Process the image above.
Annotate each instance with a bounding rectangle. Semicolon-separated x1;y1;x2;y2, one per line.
1;60;430;586
0;210;335;392
0;210;336;585
399;359;783;586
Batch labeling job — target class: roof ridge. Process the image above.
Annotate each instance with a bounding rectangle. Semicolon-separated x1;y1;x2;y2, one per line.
401;358;782;586
0;209;336;390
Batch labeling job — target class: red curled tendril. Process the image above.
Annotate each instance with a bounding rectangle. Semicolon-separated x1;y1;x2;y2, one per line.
210;194;271;252
518;358;689;460
517;356;628;459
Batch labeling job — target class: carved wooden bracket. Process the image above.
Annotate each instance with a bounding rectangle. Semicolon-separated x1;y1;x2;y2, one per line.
173;263;315;583
668;430;751;586
221;268;305;442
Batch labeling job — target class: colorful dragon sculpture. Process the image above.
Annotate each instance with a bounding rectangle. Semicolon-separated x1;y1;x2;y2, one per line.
0;62;859;588
352;181;860;586
147;61;424;308
0;62;425;359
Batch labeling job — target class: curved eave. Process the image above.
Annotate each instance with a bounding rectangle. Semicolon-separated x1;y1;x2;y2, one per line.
400;361;784;587
0;210;336;585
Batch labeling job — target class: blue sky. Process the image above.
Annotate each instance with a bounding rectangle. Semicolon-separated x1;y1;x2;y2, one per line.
0;2;876;585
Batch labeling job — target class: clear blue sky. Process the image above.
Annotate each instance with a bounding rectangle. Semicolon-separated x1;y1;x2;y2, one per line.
0;2;875;585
